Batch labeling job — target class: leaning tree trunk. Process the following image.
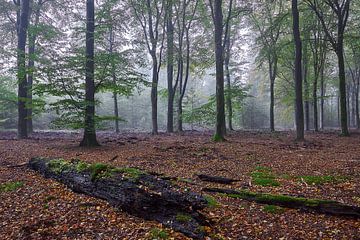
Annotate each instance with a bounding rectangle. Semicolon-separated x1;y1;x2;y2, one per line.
29;158;209;239
80;0;99;147
17;0;31;139
292;0;304;141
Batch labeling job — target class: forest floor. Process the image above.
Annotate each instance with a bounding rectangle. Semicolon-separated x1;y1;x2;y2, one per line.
0;130;359;240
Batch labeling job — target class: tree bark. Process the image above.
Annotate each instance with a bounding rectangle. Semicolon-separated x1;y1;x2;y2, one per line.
292;0;304;141
29;158;209;239
80;0;99;147
303;35;310;131
17;0;31;139
213;0;226;141
320;65;325;129
337;43;349;136
166;0;174;133
224;34;233;131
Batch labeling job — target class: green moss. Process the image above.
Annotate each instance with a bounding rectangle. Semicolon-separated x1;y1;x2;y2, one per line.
212;133;225;142
0;181;24;193
149;228;168;240
115;167;145;179
263;205;285;214
251;166;280;187
298;175;346;185
175;213;192;222
177;178;194;184
204;195;219;208
226;190;335;207
47;159;72;173
76;162;91;172
89;163;111;181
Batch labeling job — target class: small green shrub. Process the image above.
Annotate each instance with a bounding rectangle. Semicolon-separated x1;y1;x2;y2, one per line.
149;228;168;240
204;195;218;208
0;181;24;193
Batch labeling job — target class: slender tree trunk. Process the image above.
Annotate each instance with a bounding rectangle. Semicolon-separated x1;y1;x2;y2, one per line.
313;74;318;132
224;35;233;131
17;0;30;139
151;56;159;134
337;42;349;136
26;0;43;133
166;0;174;133
320;55;325;130
269;58;276;132
109;26;119;133
303;38;310;131
80;0;99;147
292;0;304;141
213;0;226;141
356;83;360;129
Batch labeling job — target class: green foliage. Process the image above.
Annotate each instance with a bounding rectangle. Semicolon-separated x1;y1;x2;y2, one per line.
251;166;280;187
0;181;24;193
47;159;73;174
298;175;346;185
149;228;169;240
262;205;285;214
204;195;219;208
175;213;192;222
0;76;18;128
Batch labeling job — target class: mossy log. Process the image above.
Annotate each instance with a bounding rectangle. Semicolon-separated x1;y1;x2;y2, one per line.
203;188;360;218
28;158;209;239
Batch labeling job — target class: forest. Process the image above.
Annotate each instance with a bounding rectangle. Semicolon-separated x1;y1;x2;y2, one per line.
0;0;359;239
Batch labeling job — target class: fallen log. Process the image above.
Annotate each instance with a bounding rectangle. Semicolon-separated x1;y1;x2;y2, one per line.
203;187;360;218
28;158;210;239
197;174;239;184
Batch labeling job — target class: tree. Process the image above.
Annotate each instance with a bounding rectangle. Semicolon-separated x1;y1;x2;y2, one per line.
80;0;99;147
210;0;227;141
292;0;304;141
131;0;166;134
27;0;47;133
17;0;30;139
166;0;174;133
305;0;351;136
251;0;285;132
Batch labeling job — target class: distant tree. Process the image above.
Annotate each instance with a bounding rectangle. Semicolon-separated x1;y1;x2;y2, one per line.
80;0;99;146
166;0;174;133
17;0;30;139
130;0;166;134
251;0;286;132
292;0;304;141
305;0;351;136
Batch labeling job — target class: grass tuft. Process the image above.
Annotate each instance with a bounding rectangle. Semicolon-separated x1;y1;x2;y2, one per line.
149;228;168;239
0;181;24;193
262;204;285;214
251;166;280;187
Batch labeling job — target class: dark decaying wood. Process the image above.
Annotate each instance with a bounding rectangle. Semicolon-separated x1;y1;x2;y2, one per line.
28;158;210;239
197;174;239;184
203;188;360;218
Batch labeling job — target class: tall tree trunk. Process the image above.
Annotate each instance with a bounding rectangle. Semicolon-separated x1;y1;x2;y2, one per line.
151;56;159;134
269;57;277;132
17;0;30;139
224;34;233;131
80;0;99;147
337;42;349;136
27;0;43;133
109;27;119;133
213;0;226;141
320;66;325;129
303;37;310;131
356;81;360;129
313;73;318;132
166;0;174;133
292;0;304;141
